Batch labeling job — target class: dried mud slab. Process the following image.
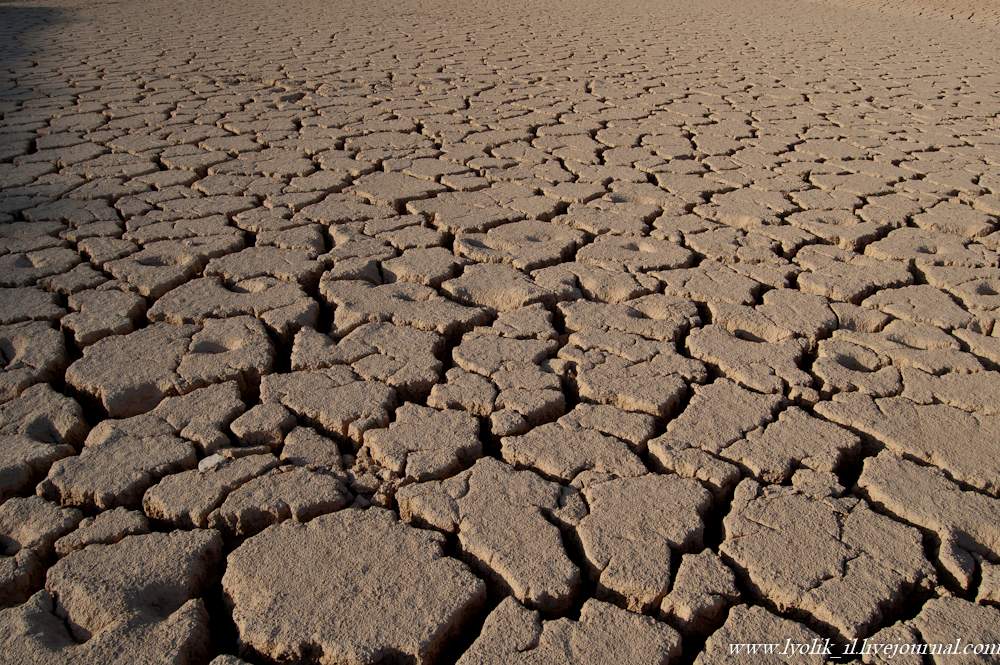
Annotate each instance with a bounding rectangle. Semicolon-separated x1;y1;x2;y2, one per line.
0;496;81;606
362;403;481;481
223;508;485;664
260;366;396;444
66;318;273;417
0;384;86;501
815;394;1000;495
649;379;783;494
696;605;826;665
503;400;651;469
207;466;350;537
0;322;67;404
721;480;935;639
858;451;1000;591
0;529;221;664
576;473;712;612
458;597;681;665
291;322;443;399
320;278;489;336
659;551;740;634
38;382;244;509
398;457;584;612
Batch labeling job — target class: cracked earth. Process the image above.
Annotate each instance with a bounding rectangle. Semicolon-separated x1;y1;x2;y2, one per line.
1;0;999;662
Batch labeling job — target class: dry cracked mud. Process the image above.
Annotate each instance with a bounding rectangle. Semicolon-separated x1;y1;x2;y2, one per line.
1;0;999;662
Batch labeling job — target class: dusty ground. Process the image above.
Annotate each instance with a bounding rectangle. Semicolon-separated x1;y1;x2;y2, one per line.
1;0;999;662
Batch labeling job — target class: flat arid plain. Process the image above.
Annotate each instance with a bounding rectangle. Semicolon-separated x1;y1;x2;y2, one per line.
1;0;999;662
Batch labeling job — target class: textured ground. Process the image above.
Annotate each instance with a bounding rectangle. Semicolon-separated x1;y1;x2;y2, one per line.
1;0;999;662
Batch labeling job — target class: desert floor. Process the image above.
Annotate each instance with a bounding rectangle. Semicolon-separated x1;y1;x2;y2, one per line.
1;0;999;662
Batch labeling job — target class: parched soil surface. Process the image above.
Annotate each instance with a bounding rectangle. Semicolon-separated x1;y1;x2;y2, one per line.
1;0;999;662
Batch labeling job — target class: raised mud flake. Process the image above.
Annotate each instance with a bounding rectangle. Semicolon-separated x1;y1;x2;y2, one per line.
922;265;1000;321
0;496;82;606
0;247;80;288
858;451;1000;591
176;316;275;394
0;384;85;501
26;529;223;659
500;405;649;484
687;324;817;401
576;474;712;612
122;213;238;244
350;171;447;209
382;247;464;287
865;228;997;268
223;508;485;664
457;597;681;665
696;605;826;665
442;263;564;312
811;322;981;397
563;347;707;418
721;407;862;484
721;480;935;640
912;598;1000;665
62;288;146;346
445;310;565;436
260;366;396;444
795;245;913;303
560;294;701;357
229;403;296;448
204;245;324;287
0;321;67;404
291;322;443;399
900;367;1000;415
398;457;584;612
280;425;345;471
533;260;659;303
654;261;763;305
577;236;694;273
148;276;318;340
955;327;1000;366
38;382;244;510
553;200;659;236
659;551;740;634
861;284;974;330
648;379;782;494
709;288;837;347
320;278;490;336
427;367;499;417
679;227;800;289
455;219;585;271
207;466;350;537
65;319;270;418
785;208;890;251
0;287;64;324
693;187;796;228
296;193;396;227
815;394;1000;495
363;403;481;482
105;236;245;299
320;231;396;282
39;263;107;296
208;147;316;178
979;562;1000;607
53;508;150;557
66;324;197;418
406;190;524;234
912;202;996;238
142;454;280;528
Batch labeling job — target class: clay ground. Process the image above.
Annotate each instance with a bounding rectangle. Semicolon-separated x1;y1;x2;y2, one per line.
1;0;999;662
